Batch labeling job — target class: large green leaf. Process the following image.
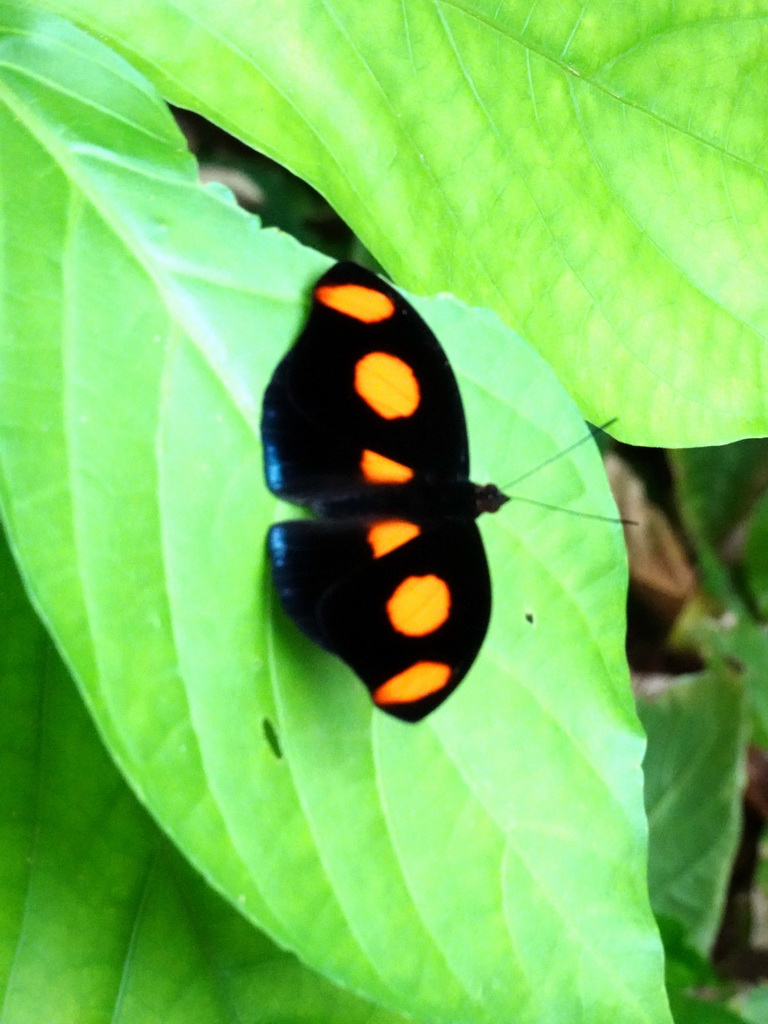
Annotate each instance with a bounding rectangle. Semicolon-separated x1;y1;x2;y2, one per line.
638;671;746;952
15;0;768;446
0;11;669;1023
0;529;410;1024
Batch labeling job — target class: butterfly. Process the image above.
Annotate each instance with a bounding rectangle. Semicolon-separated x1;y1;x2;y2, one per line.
261;261;511;722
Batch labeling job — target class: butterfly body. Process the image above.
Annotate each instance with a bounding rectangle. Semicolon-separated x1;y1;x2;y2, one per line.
261;262;507;721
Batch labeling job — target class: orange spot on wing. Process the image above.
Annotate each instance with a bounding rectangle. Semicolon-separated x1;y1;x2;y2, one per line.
386;574;451;636
367;520;421;558
315;283;395;323
354;352;420;419
374;662;452;707
361;450;413;483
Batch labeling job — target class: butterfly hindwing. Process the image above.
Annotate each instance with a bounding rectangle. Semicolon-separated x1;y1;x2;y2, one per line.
267;517;372;650
268;515;491;722
262;262;470;507
319;518;490;722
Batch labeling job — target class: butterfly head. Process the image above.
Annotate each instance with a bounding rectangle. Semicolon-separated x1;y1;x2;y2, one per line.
474;483;510;517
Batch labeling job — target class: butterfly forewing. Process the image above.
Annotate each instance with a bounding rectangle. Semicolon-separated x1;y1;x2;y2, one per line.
262;262;470;507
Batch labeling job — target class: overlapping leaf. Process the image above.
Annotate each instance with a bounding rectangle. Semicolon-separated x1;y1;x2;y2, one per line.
15;0;768;445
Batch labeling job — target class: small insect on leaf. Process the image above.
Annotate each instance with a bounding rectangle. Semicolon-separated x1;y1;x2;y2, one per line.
262;717;282;759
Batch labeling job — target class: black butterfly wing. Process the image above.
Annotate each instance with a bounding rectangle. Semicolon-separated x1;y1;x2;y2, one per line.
268;516;491;722
261;262;470;507
267;517;371;651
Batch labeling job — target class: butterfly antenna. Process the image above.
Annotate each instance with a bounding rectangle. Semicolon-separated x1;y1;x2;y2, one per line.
500;418;617;492
508;494;637;527
499;417;637;527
